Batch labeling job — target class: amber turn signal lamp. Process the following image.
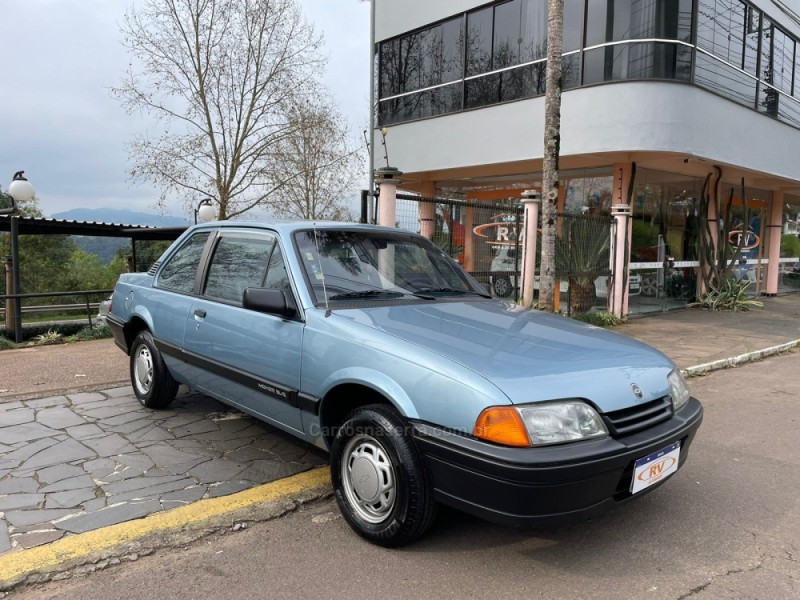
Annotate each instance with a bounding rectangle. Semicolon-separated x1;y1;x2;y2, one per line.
473;406;531;447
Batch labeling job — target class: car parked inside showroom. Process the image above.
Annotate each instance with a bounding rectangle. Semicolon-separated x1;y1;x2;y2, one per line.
490;244;642;300
106;221;703;546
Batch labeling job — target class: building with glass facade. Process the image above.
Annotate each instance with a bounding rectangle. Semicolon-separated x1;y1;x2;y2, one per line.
373;0;800;314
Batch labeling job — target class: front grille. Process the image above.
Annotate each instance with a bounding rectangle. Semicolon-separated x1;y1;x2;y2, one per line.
147;261;161;276
603;396;672;437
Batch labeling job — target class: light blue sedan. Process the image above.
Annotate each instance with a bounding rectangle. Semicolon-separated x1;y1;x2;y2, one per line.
107;221;703;546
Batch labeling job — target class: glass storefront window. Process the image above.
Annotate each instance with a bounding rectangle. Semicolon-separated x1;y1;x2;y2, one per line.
377;0;800;129
743;6;760;76
779;197;800;292
584;42;691;84
563;0;584;52
563;175;613;215
772;26;795;95
695;52;757;107
466;7;493;77
493;0;548;69
379;16;464;97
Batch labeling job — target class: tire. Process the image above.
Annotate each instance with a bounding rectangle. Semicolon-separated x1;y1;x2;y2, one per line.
331;404;437;547
641;275;658;297
493;276;513;298
129;331;179;409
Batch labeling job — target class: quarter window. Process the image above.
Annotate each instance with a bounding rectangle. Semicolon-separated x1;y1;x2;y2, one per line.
157;232;211;294
264;245;291;291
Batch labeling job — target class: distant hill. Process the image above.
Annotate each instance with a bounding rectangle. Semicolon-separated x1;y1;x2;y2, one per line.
51;208;188;227
50;208;188;264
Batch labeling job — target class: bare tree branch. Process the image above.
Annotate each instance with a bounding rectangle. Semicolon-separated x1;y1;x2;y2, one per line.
113;0;326;220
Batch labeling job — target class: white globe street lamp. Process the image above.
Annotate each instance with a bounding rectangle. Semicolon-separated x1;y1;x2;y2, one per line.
8;171;35;204
195;198;216;224
6;171;35;343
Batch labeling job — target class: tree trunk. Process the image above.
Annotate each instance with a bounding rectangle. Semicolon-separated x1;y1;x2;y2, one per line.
539;0;564;312
569;276;597;314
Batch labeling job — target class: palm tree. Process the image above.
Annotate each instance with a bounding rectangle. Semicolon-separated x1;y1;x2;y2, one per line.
539;0;564;312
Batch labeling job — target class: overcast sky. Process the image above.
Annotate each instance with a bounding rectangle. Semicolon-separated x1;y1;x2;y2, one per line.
0;0;370;221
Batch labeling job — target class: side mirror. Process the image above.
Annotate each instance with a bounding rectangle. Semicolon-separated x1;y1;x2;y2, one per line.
242;287;296;318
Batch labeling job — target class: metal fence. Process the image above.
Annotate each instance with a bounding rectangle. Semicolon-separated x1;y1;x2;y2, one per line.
394;194;525;301
375;192;615;313
554;213;615;315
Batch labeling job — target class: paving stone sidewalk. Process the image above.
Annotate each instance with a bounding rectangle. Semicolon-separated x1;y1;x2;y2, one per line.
0;387;327;555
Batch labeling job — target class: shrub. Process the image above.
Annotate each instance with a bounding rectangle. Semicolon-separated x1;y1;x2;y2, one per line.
781;234;800;258
690;279;763;311
0;335;16;351
66;324;112;343
33;330;65;345
572;311;623;328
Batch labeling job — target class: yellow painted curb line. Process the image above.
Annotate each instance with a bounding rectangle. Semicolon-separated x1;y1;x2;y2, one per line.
0;467;331;587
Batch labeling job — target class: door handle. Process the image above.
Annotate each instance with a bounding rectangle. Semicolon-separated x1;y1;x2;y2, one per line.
194;309;207;318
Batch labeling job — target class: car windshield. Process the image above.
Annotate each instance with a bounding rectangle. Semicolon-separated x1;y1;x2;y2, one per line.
294;229;485;303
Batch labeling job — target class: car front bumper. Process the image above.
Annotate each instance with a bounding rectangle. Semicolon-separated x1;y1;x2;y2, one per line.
411;397;703;527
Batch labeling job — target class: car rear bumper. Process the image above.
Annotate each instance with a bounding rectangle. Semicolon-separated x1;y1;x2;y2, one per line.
411;397;703;528
105;314;128;353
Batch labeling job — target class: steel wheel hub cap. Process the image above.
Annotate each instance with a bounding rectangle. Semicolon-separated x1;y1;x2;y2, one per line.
342;434;396;524
134;346;154;394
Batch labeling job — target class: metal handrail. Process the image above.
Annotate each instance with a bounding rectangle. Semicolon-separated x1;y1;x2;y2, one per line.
1;289;113;335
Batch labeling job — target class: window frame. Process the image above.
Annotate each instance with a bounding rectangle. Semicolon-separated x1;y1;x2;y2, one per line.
154;231;215;296
201;230;277;306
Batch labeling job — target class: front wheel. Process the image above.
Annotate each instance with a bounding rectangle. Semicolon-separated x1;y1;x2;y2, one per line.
129;331;179;409
331;405;436;547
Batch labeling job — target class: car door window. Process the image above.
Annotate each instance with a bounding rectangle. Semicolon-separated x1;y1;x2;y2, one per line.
157;232;211;294
204;233;275;304
264;245;291;291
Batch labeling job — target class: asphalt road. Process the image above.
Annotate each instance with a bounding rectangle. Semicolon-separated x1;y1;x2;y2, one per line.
12;353;800;600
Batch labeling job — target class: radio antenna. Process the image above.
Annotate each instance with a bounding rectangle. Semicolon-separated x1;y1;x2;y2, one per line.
312;224;331;317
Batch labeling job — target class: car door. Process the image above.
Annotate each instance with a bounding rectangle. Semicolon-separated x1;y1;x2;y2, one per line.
150;230;215;382
182;229;305;434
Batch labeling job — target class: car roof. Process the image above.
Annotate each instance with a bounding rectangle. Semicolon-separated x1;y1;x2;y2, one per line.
189;220;417;237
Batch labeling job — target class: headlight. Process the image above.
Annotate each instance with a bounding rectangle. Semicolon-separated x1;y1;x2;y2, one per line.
668;369;690;412
518;401;608;446
474;401;608;447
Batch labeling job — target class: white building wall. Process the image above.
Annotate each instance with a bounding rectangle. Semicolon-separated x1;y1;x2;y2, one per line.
377;81;800;182
375;0;477;41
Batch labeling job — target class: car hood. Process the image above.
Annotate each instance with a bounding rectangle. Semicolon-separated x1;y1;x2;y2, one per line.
333;300;675;413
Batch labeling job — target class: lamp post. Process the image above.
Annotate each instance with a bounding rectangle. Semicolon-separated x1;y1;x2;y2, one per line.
194;198;216;224
7;171;35;343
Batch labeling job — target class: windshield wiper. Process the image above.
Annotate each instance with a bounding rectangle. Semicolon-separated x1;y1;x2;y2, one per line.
328;290;405;300
417;287;491;298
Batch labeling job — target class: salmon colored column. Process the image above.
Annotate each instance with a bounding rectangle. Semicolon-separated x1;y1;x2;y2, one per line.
419;181;436;239
521;190;541;307
611;204;631;318
765;191;784;295
610;163;635;316
376;167;402;228
463;206;475;271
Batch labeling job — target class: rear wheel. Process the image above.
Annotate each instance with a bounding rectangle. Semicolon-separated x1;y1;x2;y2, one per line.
130;331;178;409
331;405;436;547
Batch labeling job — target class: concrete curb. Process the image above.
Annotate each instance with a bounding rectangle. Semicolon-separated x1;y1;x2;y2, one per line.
682;340;800;377
0;467;332;592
